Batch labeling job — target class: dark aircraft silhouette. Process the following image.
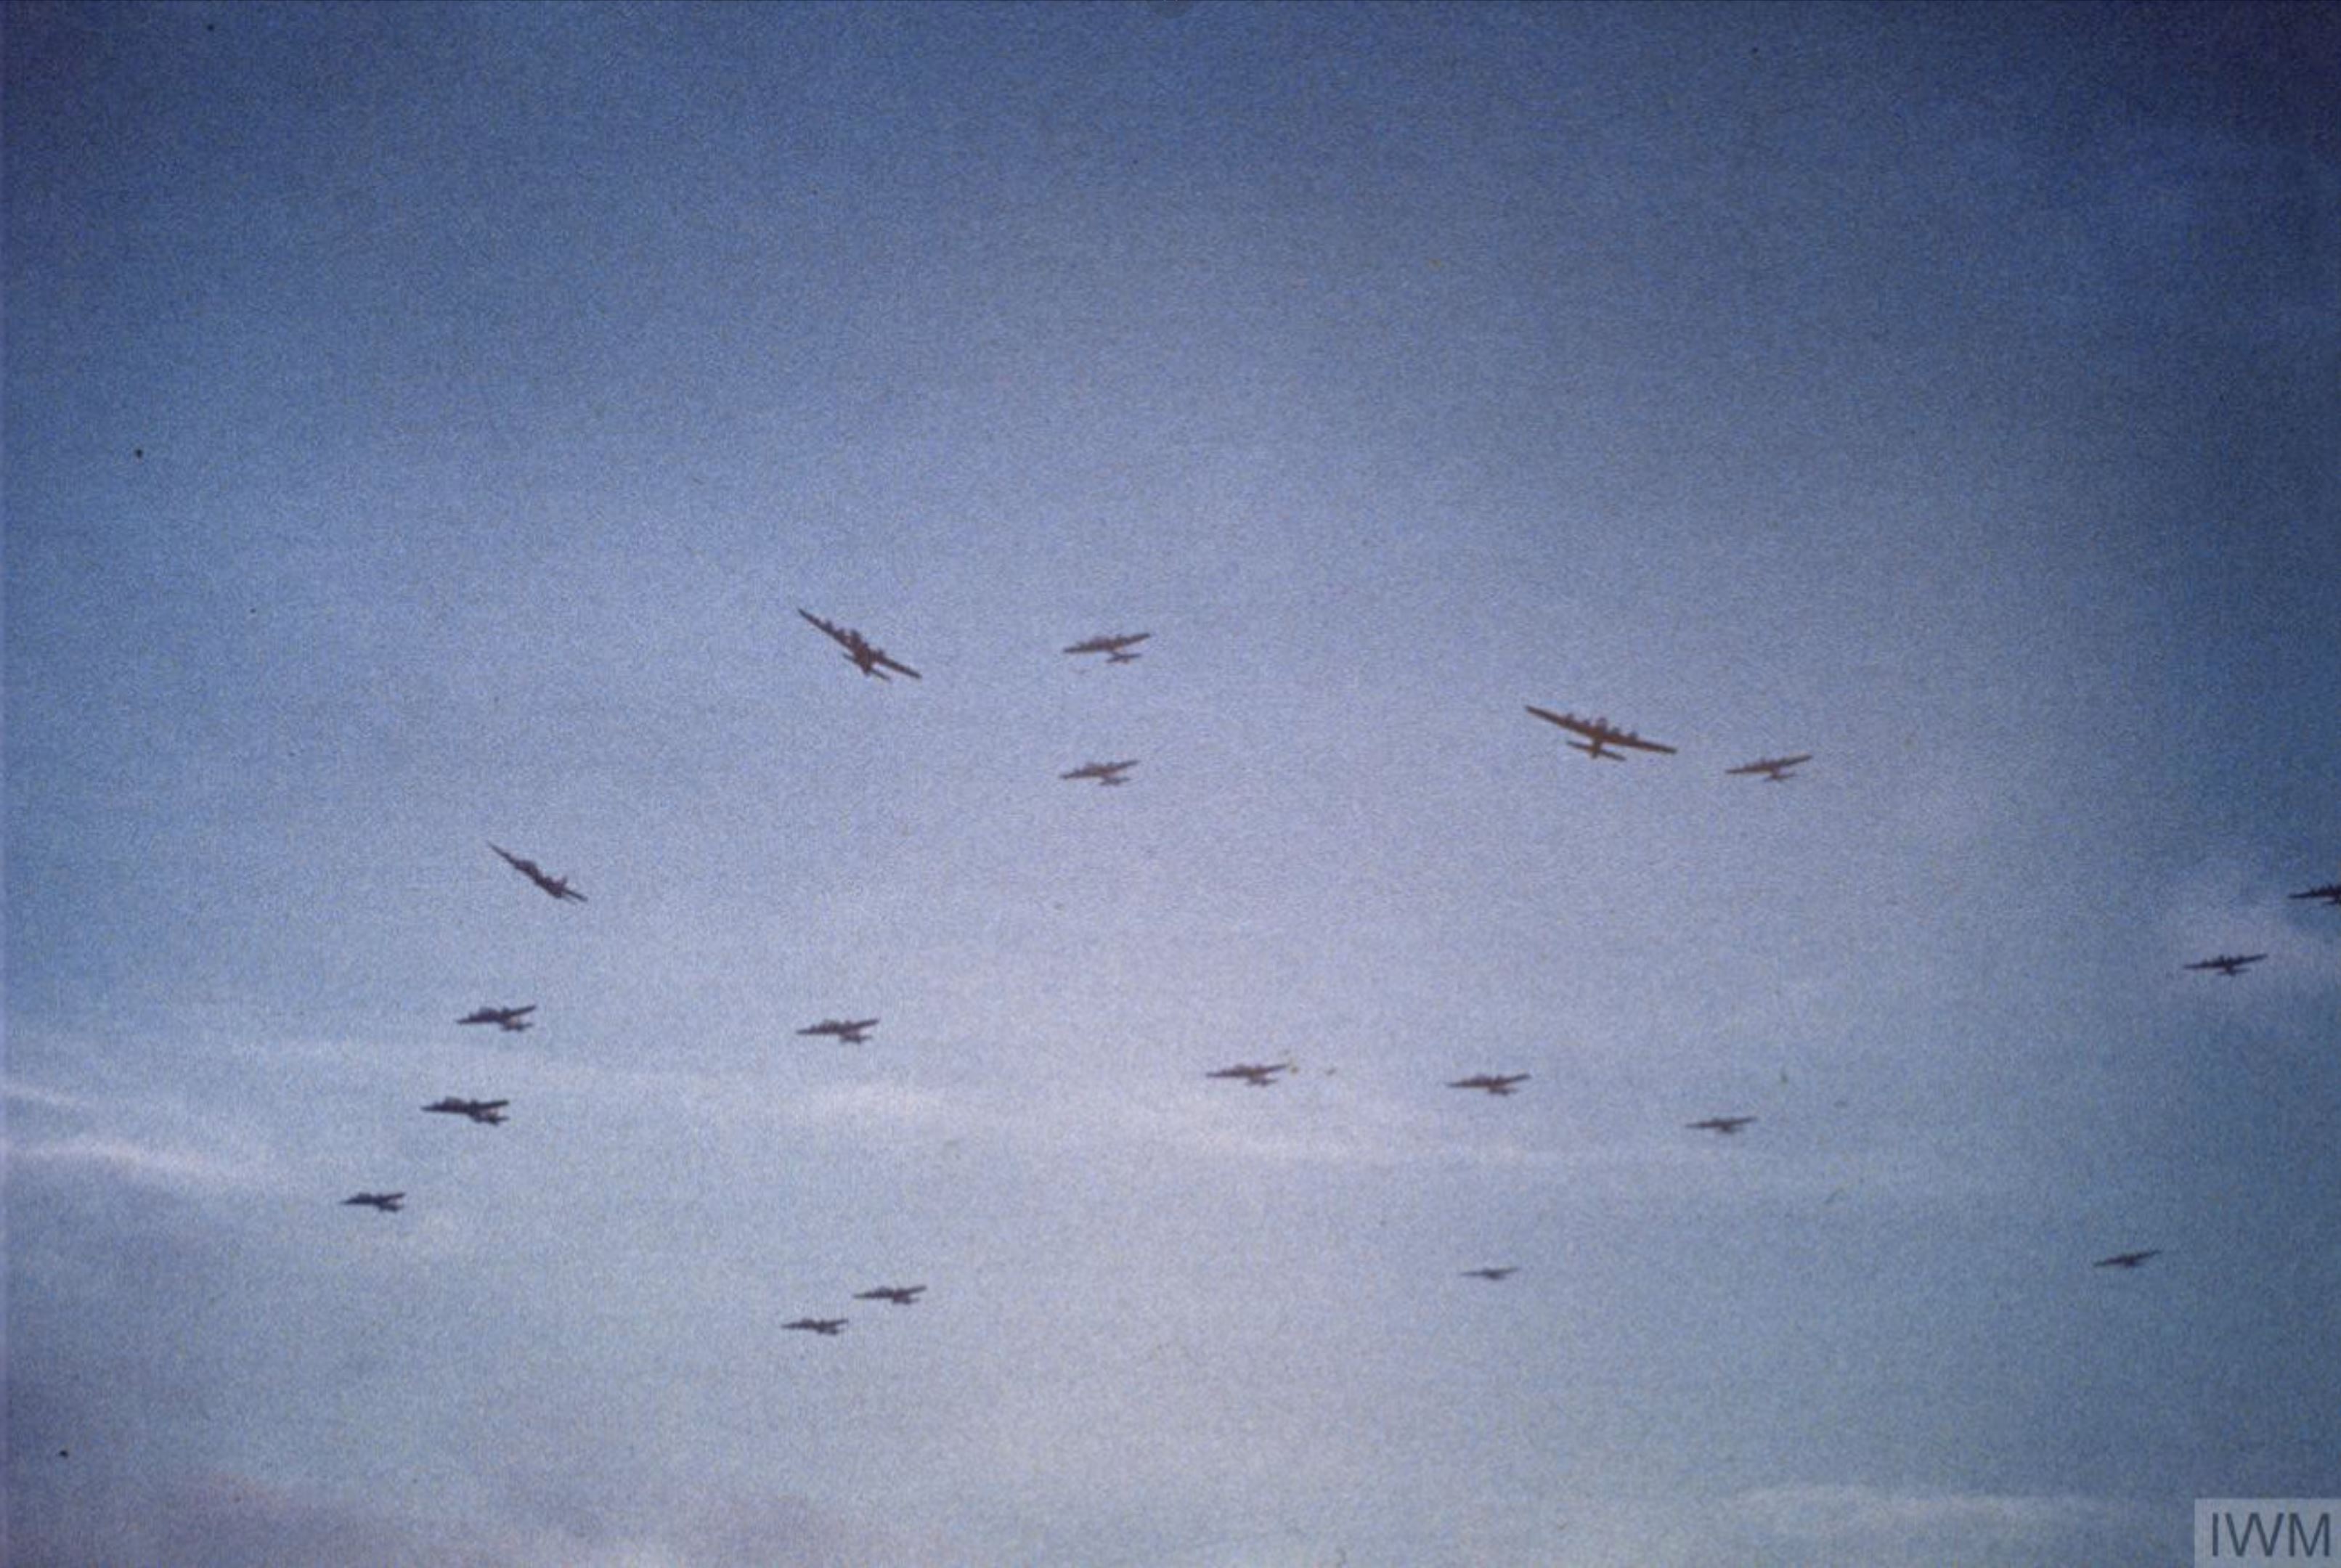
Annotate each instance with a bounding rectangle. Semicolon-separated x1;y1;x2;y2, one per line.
1448;1073;1529;1097
1060;759;1138;787
1206;1062;1293;1087
2093;1249;2162;1270
797;1018;879;1044
1725;754;1812;782
2185;953;2267;977
489;844;586;903
457;1004;537;1032
1525;706;1677;761
2289;882;2341;907
342;1192;405;1212
1460;1267;1518;1281
783;1317;848;1336
1687;1115;1757;1135
423;1097;510;1125
1064;632;1150;663
798;609;921;681
854;1285;927;1305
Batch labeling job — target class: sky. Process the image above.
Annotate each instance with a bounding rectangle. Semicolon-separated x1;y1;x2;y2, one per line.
5;1;2337;1563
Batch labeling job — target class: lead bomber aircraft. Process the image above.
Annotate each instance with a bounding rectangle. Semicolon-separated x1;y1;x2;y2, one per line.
342;1192;405;1212
1725;754;1812;782
783;1317;849;1336
1061;759;1138;787
1687;1115;1758;1135
1448;1073;1530;1097
489;844;586;903
423;1097;510;1125
2185;953;2267;977
797;1018;879;1044
1064;632;1150;663
854;1285;927;1305
798;608;921;681
457;1004;537;1032
1206;1062;1293;1087
1525;706;1678;761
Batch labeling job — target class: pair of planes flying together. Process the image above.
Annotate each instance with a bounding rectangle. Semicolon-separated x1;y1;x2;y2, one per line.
783;1284;930;1339
1524;706;1810;779
802;611;1154;679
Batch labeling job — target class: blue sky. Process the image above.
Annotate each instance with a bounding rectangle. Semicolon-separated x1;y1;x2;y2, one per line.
7;2;2337;1564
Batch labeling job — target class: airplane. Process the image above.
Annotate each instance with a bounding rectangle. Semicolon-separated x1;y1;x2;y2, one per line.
1447;1074;1529;1097
797;1018;879;1044
489;844;586;903
797;608;921;681
854;1285;927;1305
783;1318;848;1336
1060;759;1138;787
2288;883;2341;907
457;1004;537;1032
1206;1062;1293;1087
423;1097;510;1125
1687;1115;1757;1135
2093;1249;2162;1270
1524;706;1677;761
2185;954;2268;977
1064;632;1151;663
342;1192;405;1212
1460;1267;1518;1281
1725;754;1813;783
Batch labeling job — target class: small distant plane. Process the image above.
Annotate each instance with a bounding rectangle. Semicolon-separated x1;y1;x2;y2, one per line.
1687;1115;1757;1135
1725;754;1812;783
1206;1062;1293;1087
423;1097;510;1125
489;844;586;903
1448;1074;1529;1097
798;608;921;681
2288;883;2341;907
342;1192;405;1212
854;1285;927;1305
783;1317;848;1336
797;1018;879;1044
457;1004;537;1032
1061;759;1138;787
2093;1249;2162;1270
2185;953;2267;977
1524;706;1677;762
1064;632;1150;663
1460;1267;1518;1281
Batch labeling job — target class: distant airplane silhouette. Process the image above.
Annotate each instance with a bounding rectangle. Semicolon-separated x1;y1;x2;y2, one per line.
783;1317;848;1336
342;1192;405;1212
2289;883;2341;907
1687;1115;1757;1135
457;1004;537;1032
489;844;586;903
423;1097;509;1125
854;1285;927;1305
797;1018;878;1044
1725;754;1812;782
1060;759;1137;787
2185;953;2267;977
1525;706;1677;761
798;609;921;681
1460;1267;1517;1281
1206;1062;1293;1087
1448;1073;1529;1097
2093;1249;2161;1270
1064;632;1149;663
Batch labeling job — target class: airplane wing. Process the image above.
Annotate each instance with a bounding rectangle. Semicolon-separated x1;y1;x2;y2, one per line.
797;608;852;650
871;650;921;680
1608;730;1677;755
1523;706;1596;739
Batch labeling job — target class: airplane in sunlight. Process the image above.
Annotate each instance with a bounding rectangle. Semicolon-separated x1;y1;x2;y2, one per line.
1524;706;1677;761
2289;882;2341;907
457;1004;537;1032
2093;1249;2162;1270
1060;759;1138;787
341;1192;405;1212
797;1018;879;1044
489;843;587;903
1460;1267;1518;1281
783;1317;848;1336
854;1285;927;1305
1063;632;1150;663
798;608;921;681
1687;1115;1758;1135
1448;1073;1529;1097
423;1097;510;1125
1206;1062;1293;1087
1725;754;1812;782
2185;953;2268;977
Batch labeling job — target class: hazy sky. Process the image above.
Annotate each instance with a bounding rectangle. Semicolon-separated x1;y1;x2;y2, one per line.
7;3;2337;1564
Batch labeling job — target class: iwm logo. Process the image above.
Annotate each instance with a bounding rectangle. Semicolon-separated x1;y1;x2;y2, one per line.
2199;1501;2338;1562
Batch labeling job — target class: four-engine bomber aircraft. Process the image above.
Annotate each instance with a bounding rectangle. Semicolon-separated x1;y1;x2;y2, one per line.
2185;953;2268;977
854;1285;927;1305
783;1317;848;1336
2289;882;2341;907
797;1018;879;1044
1687;1115;1758;1135
490;844;587;903
424;1097;510;1125
1061;759;1138;787
1448;1073;1530;1097
798;608;921;682
2093;1249;2162;1270
1725;754;1813;782
1207;1062;1293;1087
1460;1267;1518;1281
1525;706;1677;762
1064;632;1150;663
457;1004;537;1032
342;1192;405;1212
